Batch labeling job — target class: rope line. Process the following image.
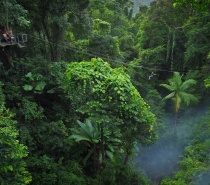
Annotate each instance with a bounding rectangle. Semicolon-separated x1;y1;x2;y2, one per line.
12;29;209;74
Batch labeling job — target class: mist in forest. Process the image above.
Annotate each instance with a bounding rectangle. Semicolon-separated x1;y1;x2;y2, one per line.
193;171;210;185
133;0;154;14
134;107;207;184
134;122;186;183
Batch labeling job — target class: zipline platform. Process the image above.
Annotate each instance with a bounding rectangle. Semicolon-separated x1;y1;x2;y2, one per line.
0;42;17;47
0;33;27;48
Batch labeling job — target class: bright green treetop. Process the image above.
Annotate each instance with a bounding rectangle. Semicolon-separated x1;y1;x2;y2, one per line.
65;58;157;163
174;0;210;11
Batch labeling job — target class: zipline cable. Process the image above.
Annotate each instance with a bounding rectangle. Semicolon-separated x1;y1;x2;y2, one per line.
13;29;210;74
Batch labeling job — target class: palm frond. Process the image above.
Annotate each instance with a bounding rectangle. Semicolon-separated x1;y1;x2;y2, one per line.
70;134;92;142
106;150;114;160
71;120;101;143
172;72;182;88
77;121;94;140
160;84;175;91
187;94;198;103
162;92;175;100
180;79;197;91
86;119;94;132
179;91;198;106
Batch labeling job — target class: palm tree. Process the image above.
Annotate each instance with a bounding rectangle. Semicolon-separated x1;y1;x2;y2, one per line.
69;119;121;175
160;72;198;129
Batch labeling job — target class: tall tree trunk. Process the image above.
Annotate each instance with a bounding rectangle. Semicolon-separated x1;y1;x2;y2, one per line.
171;30;176;71
124;148;130;164
101;122;105;161
123;136;133;164
40;0;52;61
166;31;171;63
40;1;65;62
3;47;13;68
50;25;63;62
174;111;177;135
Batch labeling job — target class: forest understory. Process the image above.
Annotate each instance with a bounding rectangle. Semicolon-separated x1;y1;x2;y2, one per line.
1;0;210;184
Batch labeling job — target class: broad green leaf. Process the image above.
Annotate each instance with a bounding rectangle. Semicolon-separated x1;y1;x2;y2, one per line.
23;84;33;91
34;82;46;91
25;72;34;80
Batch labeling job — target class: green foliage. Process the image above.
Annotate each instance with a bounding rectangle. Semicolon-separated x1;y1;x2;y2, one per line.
65;58;157;146
0;0;30;27
64;57;158;171
0;82;5;106
22;72;46;94
89;0;133;38
93;19;111;35
135;0;189;72
140;45;166;66
173;0;210;11
119;34;138;61
145;89;166;127
0;105;31;184
93;162;152;185
1;0;210;183
70;119;122;173
204;76;210;88
22;99;45;121
184;13;210;68
137;26;168;69
24;120;69;156
20;119;87;184
70;119;101;144
88;34;120;58
28;156;86;185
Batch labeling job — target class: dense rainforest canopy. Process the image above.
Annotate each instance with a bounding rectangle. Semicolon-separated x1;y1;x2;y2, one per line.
0;0;210;184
